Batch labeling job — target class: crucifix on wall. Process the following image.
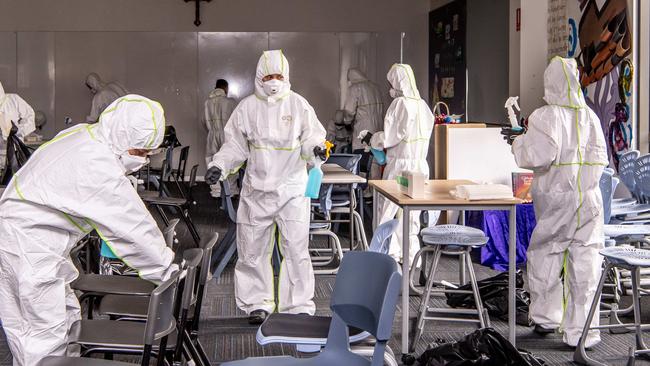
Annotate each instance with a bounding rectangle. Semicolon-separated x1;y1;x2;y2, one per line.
184;0;212;27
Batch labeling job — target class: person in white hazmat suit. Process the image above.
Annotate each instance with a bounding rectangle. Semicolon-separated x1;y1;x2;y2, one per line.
0;95;178;366
204;78;238;197
0;81;35;171
326;109;352;153
85;72;128;123
507;57;607;347
205;50;326;324
360;64;438;266
344;68;384;182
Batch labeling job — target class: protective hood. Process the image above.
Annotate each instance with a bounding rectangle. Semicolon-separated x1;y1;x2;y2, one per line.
255;50;291;100
387;64;420;99
96;94;166;155
347;68;368;83
543;57;586;108
209;88;226;99
0;81;5;100
334;109;344;124
86;72;106;93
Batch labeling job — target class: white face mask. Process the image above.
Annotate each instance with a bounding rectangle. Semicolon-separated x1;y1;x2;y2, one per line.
263;79;284;96
119;153;148;174
389;88;402;99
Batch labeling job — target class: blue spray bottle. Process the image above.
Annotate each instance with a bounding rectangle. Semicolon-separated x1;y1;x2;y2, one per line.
305;141;334;199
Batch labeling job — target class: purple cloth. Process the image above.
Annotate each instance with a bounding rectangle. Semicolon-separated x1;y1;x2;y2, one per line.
465;204;537;271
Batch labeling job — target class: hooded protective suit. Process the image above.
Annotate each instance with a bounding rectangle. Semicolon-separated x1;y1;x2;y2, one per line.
208;50;325;315
0;95;177;366
0;82;35;171
371;64;438;265
512;57;607;347
326;109;351;153
85;73;128;123
344;68;384;151
204;88;238;197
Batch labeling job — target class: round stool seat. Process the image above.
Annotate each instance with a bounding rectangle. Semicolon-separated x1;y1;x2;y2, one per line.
421;224;488;246
600;246;650;267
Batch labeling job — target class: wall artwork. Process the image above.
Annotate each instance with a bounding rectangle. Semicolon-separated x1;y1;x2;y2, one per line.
552;0;634;169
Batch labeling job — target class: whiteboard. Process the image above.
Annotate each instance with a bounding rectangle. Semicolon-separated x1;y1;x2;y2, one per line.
447;127;530;188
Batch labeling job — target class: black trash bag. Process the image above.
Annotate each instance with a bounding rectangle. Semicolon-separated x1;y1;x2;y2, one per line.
1;123;33;185
416;328;546;366
445;270;533;326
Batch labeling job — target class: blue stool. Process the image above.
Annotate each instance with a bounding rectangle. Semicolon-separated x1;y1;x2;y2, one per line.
410;224;490;352
574;246;650;366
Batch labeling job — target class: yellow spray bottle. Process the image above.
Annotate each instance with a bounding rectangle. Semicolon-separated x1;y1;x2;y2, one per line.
305;141;333;199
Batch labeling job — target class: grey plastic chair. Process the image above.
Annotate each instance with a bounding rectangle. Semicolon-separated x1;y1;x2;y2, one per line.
619;150;641;198
575;246;650;366
410;225;490;352
210;180;240;278
254;220;400;363
39;270;182;366
223;251;402;366
310;183;345;274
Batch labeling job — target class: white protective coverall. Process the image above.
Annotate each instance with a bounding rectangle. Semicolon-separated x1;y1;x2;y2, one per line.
512;57;607;347
0;95;177;366
371;64;438;265
326;110;352;153
209;50;325;315
204;88;238;197
0;82;35;170
85;73;128;123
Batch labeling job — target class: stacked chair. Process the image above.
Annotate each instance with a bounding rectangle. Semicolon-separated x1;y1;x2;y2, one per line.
140;161;202;245
61;233;218;366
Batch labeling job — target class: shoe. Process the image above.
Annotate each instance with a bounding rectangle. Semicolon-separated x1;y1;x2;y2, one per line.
248;309;269;325
533;324;556;335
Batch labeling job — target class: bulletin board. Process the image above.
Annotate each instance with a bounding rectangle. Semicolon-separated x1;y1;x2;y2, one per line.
429;0;467;119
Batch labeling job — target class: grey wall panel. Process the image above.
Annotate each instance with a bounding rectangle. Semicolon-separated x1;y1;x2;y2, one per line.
125;32;200;172
269;32;339;125
0;32;17;92
17;32;56;139
375;32;402;109
197;32;268;169
54;32;128;131
339;32;378;110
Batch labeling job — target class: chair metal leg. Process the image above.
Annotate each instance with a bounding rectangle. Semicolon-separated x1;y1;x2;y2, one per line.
412;246;441;352
459;252;466;286
574;263;611;366
465;249;488;328
630;267;648;352
409;247;436;295
181;208;201;245
157;336;169;366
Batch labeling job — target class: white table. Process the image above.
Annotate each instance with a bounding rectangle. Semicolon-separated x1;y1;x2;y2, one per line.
370;179;522;358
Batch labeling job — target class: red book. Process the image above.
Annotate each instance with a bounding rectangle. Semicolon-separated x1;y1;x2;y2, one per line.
512;172;533;203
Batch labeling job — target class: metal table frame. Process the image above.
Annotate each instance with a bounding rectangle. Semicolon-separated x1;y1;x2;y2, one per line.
311;164;366;251
371;182;519;355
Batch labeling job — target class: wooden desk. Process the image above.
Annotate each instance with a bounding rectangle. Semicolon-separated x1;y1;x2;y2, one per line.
370;179;522;356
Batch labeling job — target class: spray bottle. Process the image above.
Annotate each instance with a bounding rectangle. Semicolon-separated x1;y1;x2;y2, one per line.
305;141;334;199
505;96;523;132
358;131;387;165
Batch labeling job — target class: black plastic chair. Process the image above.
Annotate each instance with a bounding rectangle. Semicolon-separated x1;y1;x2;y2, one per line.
142;164;201;245
172;146;190;184
40;270;182;366
98;233;219;366
72;251;202;365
